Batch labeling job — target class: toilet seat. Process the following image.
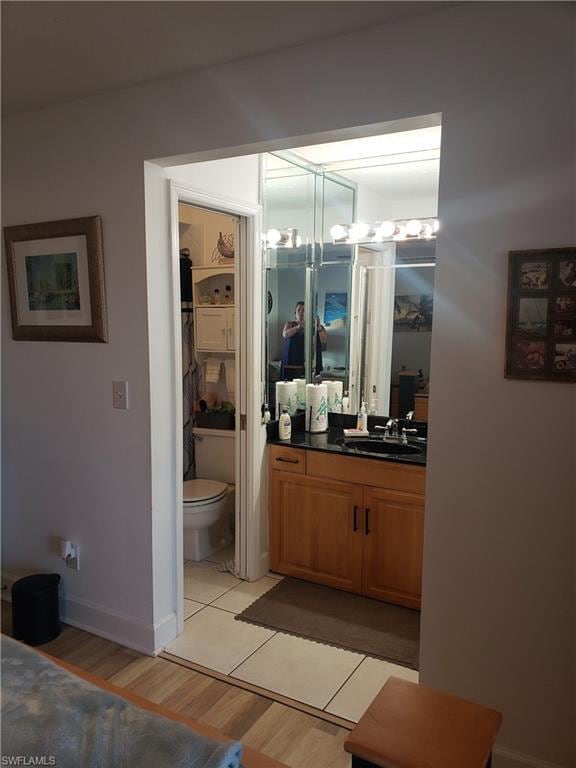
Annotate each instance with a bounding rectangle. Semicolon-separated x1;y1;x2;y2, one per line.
183;479;228;505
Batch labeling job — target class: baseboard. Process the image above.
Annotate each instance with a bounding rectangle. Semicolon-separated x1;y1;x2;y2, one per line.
153;610;179;651
63;594;163;656
494;744;569;768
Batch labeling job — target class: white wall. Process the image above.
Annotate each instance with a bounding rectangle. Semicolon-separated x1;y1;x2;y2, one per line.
357;174;438;223
2;4;574;766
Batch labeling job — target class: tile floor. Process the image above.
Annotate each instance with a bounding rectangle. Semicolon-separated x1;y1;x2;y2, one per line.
166;557;419;723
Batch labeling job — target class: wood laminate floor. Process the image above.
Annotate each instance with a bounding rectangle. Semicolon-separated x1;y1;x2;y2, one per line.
1;601;351;768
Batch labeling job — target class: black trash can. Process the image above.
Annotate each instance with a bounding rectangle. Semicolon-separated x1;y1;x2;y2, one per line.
12;573;61;646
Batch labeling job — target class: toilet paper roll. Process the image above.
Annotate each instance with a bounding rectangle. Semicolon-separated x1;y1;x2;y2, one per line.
276;381;298;418
293;379;307;410
326;380;343;413
305;383;328;433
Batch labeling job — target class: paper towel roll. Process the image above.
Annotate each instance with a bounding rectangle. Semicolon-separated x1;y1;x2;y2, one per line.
293;379;307;410
276;381;297;418
305;383;328;433
326;380;343;413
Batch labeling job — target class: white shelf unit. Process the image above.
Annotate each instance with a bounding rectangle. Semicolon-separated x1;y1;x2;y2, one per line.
192;267;235;353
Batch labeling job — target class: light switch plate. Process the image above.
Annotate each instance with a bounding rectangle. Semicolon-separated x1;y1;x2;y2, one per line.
112;380;129;410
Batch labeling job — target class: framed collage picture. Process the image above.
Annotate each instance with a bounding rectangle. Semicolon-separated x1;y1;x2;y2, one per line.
505;247;576;381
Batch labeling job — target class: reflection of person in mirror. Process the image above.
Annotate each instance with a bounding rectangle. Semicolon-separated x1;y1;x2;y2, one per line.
281;301;327;379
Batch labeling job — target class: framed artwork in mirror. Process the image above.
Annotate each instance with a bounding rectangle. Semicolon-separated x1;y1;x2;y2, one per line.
4;216;108;342
505;247;576;381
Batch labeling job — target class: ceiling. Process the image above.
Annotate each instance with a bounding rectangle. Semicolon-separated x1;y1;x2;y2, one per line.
2;1;456;116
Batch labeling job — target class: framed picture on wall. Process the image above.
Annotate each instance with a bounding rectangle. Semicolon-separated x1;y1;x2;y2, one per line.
505;247;576;381
323;291;347;325
4;216;108;342
394;294;433;332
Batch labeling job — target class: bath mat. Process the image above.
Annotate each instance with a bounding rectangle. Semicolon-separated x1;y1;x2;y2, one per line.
236;577;420;669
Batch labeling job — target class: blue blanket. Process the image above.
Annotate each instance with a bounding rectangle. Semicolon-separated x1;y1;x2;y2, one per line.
1;635;243;768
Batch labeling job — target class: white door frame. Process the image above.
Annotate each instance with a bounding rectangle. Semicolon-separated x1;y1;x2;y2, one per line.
169;181;264;636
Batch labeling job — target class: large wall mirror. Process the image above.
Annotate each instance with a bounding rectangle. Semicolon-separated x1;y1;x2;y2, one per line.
262;126;440;421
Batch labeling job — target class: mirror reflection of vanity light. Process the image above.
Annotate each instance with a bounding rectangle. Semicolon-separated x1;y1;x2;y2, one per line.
329;218;439;245
265;228;302;249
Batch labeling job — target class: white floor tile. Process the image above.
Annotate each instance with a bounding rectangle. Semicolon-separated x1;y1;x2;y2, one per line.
204;543;235;565
183;560;241;604
324;656;417;722
183;599;205;620
165;606;274;675
231;632;364;710
211;576;279;614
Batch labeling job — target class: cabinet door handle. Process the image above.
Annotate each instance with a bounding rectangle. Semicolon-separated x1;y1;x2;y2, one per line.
275;456;299;464
365;508;371;535
353;505;359;532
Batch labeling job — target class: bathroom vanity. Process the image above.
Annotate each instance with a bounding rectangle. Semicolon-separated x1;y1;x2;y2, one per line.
267;430;425;610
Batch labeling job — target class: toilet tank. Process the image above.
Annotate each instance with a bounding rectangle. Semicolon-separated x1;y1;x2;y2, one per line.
192;428;235;484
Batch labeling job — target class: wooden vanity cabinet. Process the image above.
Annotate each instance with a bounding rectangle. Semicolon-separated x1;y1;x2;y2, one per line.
269;471;364;593
269;445;425;609
362;487;424;608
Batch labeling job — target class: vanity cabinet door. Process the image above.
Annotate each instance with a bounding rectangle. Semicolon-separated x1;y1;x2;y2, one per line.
362;487;424;609
269;471;364;593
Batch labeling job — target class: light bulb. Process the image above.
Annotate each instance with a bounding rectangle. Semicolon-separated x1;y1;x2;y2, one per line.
330;224;348;241
377;221;396;238
406;219;422;237
422;224;434;239
393;225;407;241
295;235;302;248
266;229;281;246
433;219;440;233
348;222;370;242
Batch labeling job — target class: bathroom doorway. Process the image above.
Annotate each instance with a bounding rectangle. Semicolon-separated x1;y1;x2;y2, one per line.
167;178;267;640
179;203;238;574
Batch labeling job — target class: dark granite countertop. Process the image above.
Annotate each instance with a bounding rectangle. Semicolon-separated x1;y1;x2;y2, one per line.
267;413;427;467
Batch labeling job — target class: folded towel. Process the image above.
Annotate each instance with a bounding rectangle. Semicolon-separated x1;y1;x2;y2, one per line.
205;358;223;384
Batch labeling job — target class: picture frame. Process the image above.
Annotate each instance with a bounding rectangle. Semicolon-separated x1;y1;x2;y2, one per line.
4;216;108;342
505;247;576;381
394;294;433;332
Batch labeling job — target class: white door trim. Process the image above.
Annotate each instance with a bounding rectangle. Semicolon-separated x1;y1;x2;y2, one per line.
169;181;264;634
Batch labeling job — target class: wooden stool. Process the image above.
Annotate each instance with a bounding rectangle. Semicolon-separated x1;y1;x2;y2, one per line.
344;676;502;768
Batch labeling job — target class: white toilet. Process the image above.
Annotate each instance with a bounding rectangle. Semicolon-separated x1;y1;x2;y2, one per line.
183;428;235;561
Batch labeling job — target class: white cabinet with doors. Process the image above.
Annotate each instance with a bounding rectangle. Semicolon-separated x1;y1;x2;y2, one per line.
196;306;235;351
192;267;235;353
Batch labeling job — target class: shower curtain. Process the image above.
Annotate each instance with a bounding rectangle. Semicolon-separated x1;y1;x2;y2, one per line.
182;302;197;481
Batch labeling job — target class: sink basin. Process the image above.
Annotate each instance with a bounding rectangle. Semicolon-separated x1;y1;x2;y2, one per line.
338;438;423;456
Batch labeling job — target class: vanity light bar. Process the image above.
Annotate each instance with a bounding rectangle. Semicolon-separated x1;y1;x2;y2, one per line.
329;217;439;244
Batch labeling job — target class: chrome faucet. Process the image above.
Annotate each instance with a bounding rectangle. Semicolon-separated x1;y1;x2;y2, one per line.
375;418;399;439
401;426;419;444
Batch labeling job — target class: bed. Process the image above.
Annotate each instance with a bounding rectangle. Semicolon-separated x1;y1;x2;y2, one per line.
1;635;285;768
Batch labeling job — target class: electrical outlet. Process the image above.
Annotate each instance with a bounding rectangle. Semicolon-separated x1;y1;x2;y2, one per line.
60;539;80;571
65;548;80;571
